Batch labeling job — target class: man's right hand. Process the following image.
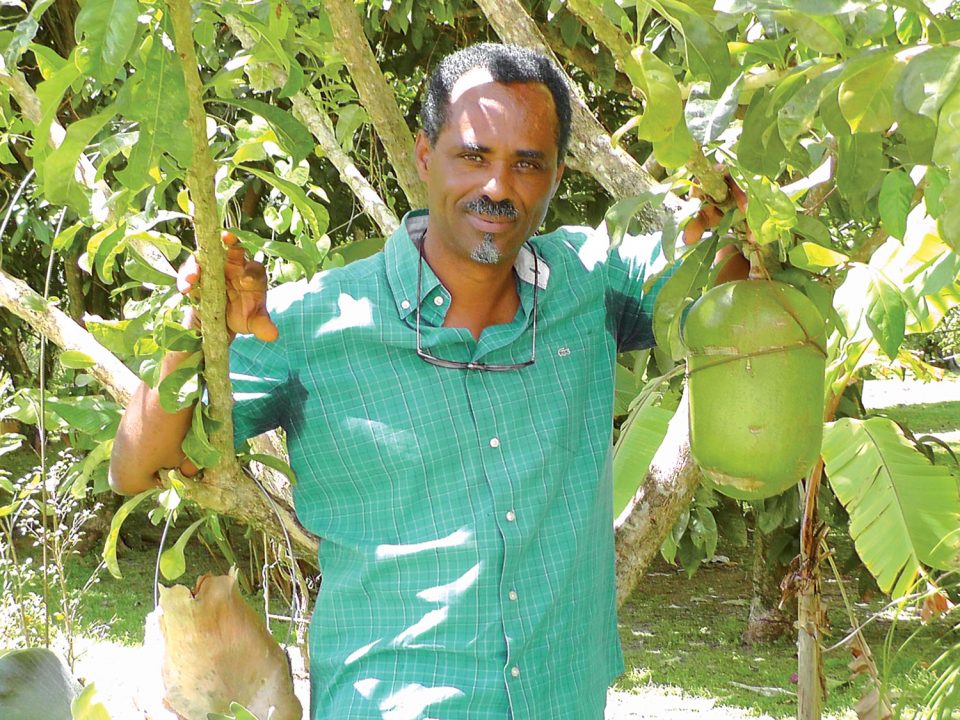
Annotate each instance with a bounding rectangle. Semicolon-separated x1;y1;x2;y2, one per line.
176;231;279;342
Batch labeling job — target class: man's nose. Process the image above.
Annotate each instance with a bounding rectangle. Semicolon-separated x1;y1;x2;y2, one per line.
481;163;511;200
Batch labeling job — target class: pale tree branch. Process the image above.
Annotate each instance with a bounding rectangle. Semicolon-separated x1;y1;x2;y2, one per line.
614;394;701;608
323;0;428;209
223;16;400;237
564;0;729;203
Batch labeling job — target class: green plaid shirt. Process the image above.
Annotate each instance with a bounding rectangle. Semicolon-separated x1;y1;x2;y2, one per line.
230;210;668;720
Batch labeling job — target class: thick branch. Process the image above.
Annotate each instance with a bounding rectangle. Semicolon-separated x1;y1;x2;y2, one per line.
323;0;427;209
291;94;400;236
614;394;701;608
0;267;138;403
564;0;728;203
168;0;236;472
474;0;678;228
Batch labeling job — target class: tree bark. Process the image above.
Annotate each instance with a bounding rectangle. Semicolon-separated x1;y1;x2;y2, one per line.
741;522;794;646
564;0;728;203
475;0;681;226
323;0;428;210
614;394;702;608
798;460;826;720
169;0;236;470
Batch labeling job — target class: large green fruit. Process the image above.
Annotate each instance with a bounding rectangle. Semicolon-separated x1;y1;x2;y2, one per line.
684;279;827;500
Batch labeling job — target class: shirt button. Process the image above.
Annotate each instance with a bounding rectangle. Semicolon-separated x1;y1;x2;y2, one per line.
433;295;444;306
489;437;500;448
508;590;518;601
400;300;411;310
511;666;521;678
505;510;516;522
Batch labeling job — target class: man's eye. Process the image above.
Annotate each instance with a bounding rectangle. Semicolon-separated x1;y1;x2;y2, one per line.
517;160;542;170
461;153;483;162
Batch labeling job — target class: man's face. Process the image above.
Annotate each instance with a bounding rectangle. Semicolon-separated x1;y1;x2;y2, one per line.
415;69;565;267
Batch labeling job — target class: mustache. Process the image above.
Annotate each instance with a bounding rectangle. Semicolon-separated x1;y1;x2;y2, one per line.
464;196;518;219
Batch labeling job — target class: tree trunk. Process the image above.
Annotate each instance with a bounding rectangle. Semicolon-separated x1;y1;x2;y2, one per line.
614;394;702;607
741;522;794;646
798;461;826;720
63;251;85;321
323;0;428;209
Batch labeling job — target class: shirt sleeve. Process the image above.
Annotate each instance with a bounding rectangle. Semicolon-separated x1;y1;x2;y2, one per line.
229;329;291;447
604;229;674;352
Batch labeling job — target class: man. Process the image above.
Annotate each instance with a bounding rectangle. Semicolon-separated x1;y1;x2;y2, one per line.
111;43;724;719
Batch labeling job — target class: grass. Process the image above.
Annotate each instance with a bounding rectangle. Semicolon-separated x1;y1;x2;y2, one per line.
614;546;957;719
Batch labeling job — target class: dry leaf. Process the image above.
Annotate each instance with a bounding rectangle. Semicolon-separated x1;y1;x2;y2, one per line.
143;569;302;720
921;590;955;623
854;688;893;720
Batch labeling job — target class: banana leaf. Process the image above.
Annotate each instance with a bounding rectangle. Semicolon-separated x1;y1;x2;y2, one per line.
822;417;960;598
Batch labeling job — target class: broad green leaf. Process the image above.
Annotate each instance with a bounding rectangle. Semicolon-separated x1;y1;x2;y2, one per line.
690;504;718;560
75;0;139;84
123;251;177;286
936;179;960;253
838;54;902;133
788;242;848;270
115;32;192;191
612;404;675;520
0;648;77;720
45;395;120;441
738;88;787;176
653;236;717;359
104;488;159;578
86;319;133;356
3;0;53;70
684;75;743;146
32;49;82;152
70;683;112;720
52;222;83;252
247;453;298;486
159;516;207;580
652;118;695;168
657;0;732;93
58;350;96;369
182;404;220;469
262;239;318;277
42;109;114;213
329;236;386;266
835;131;883;215
933;86;960;177
243;167;329;239
624;46;683;143
778;11;845;54
335;104;369;154
744;176;797;245
896;46;960;120
878;169;914;240
156;321;201;353
823;417;960;598
865;270;906;360
603;189;670;249
64;439;113;498
157;352;202;413
217;97;314;165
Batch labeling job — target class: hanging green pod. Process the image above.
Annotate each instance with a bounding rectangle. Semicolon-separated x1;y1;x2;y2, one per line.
684;279;827;500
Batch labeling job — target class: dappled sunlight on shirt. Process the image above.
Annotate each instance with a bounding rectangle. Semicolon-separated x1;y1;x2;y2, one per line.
317;293;374;335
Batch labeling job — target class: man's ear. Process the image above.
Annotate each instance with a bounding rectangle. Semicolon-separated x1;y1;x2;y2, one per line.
414;130;432;181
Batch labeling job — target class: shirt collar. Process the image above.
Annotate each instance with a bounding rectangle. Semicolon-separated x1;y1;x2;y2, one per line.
384;210;551;321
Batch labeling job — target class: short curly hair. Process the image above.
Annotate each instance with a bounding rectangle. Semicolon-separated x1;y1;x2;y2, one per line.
421;43;572;161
